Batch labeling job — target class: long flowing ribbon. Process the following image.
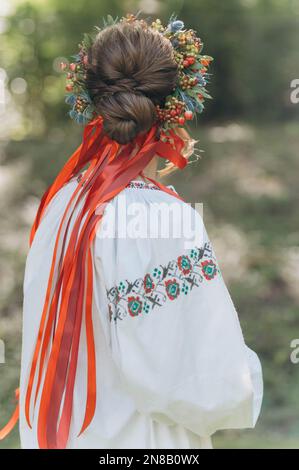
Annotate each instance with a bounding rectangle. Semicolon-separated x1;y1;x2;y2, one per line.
0;119;188;448
0;388;19;440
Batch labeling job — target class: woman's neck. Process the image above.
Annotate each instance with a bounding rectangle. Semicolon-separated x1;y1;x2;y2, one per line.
136;156;158;182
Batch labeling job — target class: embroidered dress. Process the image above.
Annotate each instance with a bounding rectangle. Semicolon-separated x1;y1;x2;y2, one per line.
19;176;263;449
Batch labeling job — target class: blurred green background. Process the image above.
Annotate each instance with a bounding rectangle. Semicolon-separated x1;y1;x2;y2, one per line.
0;0;299;449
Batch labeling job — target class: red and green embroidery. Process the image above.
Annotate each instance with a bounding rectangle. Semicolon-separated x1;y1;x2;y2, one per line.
125;180;160;190
107;241;221;322
178;255;192;275
165;278;180;300
128;296;143;317
143;274;155;293
76;174;160;190
201;259;217;280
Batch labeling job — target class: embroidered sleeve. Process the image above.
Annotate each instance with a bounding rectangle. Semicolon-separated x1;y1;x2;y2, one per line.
98;211;263;437
107;241;221;323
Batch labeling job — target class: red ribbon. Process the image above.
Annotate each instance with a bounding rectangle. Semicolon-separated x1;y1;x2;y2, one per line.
1;118;188;448
0;388;19;440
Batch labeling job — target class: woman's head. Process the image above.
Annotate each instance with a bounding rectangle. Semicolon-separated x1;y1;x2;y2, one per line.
85;20;179;144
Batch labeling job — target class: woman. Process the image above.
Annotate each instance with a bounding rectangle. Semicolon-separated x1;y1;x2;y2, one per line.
1;13;263;449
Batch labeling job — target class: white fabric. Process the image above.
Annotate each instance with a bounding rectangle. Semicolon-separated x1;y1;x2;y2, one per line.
19;177;263;449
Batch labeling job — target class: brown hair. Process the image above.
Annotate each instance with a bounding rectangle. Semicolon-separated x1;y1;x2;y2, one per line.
85;20;179;144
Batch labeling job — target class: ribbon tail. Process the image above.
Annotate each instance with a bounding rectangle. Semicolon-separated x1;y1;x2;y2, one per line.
0;388;20;440
78;245;96;436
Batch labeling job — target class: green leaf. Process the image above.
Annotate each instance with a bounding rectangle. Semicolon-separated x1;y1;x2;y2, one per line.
190;62;204;71
197;88;212;99
82;33;93;48
103;14;118;28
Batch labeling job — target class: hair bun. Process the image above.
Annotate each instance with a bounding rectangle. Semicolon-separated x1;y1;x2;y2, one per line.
98;91;157;144
85;20;179;144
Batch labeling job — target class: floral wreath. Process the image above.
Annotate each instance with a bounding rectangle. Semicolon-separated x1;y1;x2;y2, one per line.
60;12;213;136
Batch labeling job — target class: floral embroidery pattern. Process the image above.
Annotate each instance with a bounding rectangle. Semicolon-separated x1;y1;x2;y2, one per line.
76;174;160;190
107;241;221;322
201;259;217;280
128;296;143;317
143;274;155;293
125;180;160;190
165;278;180;300
177;255;192;275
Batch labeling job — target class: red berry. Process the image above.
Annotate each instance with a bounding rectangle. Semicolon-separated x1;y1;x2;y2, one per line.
201;58;210;66
178;117;185;125
66;84;73;92
183;60;189;67
60;62;67;70
184;110;193;120
69;63;77;71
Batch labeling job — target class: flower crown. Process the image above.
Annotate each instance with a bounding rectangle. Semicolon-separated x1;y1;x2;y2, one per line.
60;12;213;134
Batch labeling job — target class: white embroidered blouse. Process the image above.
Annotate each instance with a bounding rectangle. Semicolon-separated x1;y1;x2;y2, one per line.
19;176;263;449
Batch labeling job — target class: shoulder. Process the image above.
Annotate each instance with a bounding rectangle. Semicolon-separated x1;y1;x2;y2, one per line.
93;179;207;292
109;179;196;218
96;179;203;243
